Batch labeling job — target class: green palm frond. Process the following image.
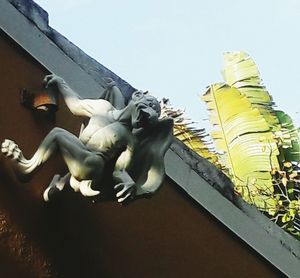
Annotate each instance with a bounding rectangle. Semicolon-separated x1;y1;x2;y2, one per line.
160;99;218;164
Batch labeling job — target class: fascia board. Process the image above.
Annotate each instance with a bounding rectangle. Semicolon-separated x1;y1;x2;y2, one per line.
165;142;300;277
0;0;103;99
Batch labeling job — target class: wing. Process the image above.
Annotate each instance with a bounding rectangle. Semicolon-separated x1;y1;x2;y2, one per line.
101;78;127;109
128;118;174;197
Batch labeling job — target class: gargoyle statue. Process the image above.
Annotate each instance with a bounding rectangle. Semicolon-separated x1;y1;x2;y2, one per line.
1;74;173;203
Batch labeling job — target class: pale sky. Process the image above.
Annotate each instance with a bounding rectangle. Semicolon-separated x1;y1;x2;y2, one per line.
34;0;300;128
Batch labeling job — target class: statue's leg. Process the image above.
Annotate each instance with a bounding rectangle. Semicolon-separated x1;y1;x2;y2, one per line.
1;128;65;175
1;127;105;181
40;128;104;198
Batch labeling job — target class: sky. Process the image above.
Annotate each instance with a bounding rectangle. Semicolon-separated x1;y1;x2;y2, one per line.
34;0;300;129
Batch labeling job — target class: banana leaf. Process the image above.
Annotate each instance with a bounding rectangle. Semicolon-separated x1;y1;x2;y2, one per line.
202;83;279;209
223;52;300;164
222;52;280;131
204;51;300;235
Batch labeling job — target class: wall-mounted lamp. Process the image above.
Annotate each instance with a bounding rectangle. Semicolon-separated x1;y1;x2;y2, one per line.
20;87;58;122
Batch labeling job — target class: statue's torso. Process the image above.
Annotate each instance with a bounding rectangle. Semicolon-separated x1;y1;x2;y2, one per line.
79;114;132;160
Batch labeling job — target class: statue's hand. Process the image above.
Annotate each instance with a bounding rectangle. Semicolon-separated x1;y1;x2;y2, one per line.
43;74;65;89
114;181;136;203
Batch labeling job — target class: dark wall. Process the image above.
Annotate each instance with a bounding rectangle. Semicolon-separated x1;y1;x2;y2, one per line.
0;30;281;277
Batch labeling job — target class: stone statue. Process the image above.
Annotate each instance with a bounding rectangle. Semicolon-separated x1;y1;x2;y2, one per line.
1;74;173;203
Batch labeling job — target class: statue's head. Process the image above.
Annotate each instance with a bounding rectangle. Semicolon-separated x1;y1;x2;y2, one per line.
130;91;161;128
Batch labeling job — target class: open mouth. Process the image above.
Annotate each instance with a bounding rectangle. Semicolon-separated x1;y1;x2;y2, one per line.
133;105;152;128
137;109;150;127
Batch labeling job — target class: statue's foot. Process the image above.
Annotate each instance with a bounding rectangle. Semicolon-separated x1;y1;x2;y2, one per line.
1;139;23;160
43;174;63;202
70;176;100;197
1;139;31;181
79;180;100;197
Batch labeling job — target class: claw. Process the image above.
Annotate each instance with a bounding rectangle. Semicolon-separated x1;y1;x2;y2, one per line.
117;192;131;203
69;176;80;192
116;185;126;198
114;182;136;203
79;180;100;197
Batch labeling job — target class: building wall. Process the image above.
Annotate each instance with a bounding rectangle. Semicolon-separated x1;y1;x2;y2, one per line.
0;30;280;277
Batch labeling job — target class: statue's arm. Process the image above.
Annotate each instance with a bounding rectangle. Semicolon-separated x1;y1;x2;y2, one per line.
43;74;97;117
113;169;136;203
113;142;136;203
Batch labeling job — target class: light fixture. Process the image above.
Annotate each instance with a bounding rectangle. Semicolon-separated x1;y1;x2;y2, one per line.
20;87;58;122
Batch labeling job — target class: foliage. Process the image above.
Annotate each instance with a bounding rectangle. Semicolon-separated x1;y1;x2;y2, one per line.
222;51;280;131
202;52;300;239
160;99;219;164
202;83;279;210
159;52;300;239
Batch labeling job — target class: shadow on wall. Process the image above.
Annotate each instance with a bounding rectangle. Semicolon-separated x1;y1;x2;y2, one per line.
0;157;120;276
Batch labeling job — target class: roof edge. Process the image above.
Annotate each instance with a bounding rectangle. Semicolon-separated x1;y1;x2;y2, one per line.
9;0;49;32
8;0;136;100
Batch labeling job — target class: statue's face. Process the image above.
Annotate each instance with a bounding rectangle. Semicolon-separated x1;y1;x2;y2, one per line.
130;91;161;128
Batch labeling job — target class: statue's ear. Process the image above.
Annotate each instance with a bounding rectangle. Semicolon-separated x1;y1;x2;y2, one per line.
128;118;174;196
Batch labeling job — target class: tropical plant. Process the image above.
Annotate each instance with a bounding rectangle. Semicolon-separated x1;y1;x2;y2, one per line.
160;98;218;164
202;83;279;210
202;52;300;239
